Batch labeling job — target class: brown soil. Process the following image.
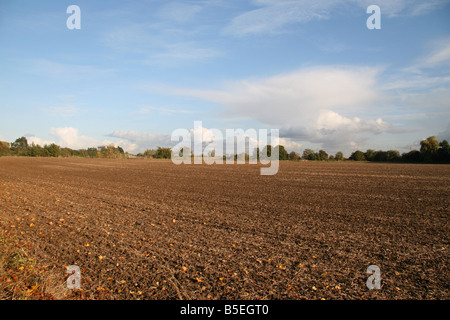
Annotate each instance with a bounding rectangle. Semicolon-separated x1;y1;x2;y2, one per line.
0;157;448;299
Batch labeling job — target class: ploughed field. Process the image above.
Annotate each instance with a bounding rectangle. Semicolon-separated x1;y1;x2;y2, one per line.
0;157;448;299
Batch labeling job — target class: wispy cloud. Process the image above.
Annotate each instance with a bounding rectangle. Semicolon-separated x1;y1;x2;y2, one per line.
38;95;82;118
23;59;116;81
135;106;195;115
223;0;333;36
102;1;222;65
157;2;203;23
224;0;450;36
424;40;450;67
151;42;222;63
44;104;80;118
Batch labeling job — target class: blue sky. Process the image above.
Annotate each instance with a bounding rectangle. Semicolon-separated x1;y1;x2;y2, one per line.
1;0;450;156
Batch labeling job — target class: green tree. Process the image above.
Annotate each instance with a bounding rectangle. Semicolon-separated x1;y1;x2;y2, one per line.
420;136;439;154
437;139;450;163
275;145;288;160
261;145;272;158
10;137;28;156
60;148;72;158
28;143;41;157
178;147;191;158
318;149;328;161
386;150;400;162
373;151;387;162
302;149;316;160
420;136;439;162
401;150;421;163
45;143;61;157
253;147;261;160
87;148;98;158
364;149;376;161
154;147;172;159
144;149;157;158
350;150;366;161
99;145;122;158
335;151;344;161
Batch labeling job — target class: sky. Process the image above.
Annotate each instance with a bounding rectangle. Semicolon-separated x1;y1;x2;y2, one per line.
0;0;450;156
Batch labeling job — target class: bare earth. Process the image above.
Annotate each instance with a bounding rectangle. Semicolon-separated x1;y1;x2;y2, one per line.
0;157;448;299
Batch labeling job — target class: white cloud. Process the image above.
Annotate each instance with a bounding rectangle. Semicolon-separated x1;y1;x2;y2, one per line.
103;19;221;65
44;104;80;118
136;106;195;115
46;127;138;152
156;65;382;125
150;65;395;153
108;130;172;151
316;110;390;134
26;135;55;146
272;137;302;152
279;110;391;152
23;127;138;153
23;59;116;80
425;41;450;67
189;125;217;143
402;39;450;74
224;0;333;36
157;2;203;23
224;0;450;36
50;127;100;150
353;0;450;17
153;42;221;61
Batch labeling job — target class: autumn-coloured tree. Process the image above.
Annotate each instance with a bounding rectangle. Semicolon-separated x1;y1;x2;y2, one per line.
0;141;10;156
289;151;300;160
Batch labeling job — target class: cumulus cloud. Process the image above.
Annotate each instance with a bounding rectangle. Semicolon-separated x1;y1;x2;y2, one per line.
26;135;56;146
49;127;100;150
43;127;137;152
159;66;382;125
152;65;390;152
316;110;390;134
107;130;172;151
281;110;391;151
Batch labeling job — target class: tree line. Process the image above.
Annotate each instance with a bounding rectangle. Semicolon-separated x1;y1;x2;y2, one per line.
0;135;449;163
0;137;177;160
0;137;127;159
348;136;450;163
